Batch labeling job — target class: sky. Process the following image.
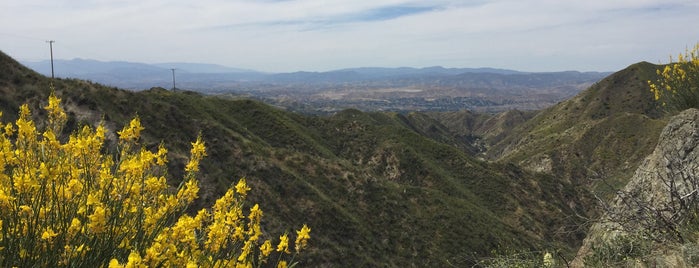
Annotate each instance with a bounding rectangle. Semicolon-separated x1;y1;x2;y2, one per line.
1;0;699;73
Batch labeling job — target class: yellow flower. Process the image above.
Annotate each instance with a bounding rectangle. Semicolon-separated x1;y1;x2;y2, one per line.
0;189;13;207
67;178;84;196
88;205;107;233
109;258;124;268
184;159;199;172
144;176;165;194
126;251;144;268
648;44;699;111
3;122;13;137
0;96;313;267
16;104;37;142
42;129;61;150
260;240;273;258
155;144;168;165
19;205;32;216
38;162;50;180
233;225;246;241
249;204;263;221
237;240;253;262
68;218;82;237
185;136;206;172
276;233;290;254
39;206;50;219
118;117;144;142
235;178;251;196
236;261;252;268
277;260;288;268
213;189;235;217
145;241;164;263
44;92;67;128
171;215;201;245
543;252;554;267
41;228;58;241
248;223;262;241
176;179;199;204
295;224;311;252
13;173;38;194
190;135;206;159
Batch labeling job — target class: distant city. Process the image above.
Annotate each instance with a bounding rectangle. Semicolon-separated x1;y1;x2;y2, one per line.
22;58;610;113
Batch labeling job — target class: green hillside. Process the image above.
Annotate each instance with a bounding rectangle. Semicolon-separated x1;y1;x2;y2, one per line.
427;109;539;156
430;64;666;175
475;62;665;198
0;51;589;266
428;63;669;224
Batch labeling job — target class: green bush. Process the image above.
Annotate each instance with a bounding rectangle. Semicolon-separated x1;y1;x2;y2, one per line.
584;234;653;267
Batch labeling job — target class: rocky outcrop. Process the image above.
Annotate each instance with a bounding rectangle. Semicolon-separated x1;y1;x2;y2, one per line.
574;108;699;267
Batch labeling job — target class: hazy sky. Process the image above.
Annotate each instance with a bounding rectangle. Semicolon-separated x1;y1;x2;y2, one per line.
2;0;699;72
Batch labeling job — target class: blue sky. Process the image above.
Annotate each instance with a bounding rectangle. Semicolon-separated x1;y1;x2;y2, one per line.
1;0;699;72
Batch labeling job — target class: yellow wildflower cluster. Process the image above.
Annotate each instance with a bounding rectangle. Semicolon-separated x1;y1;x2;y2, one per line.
0;93;310;267
648;43;699;112
542;252;554;268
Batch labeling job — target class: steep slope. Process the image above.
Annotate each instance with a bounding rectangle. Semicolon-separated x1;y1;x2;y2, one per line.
484;62;668;194
0;50;589;266
574;109;699;267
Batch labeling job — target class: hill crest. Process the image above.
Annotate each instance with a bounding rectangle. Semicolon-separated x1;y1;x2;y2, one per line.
474;61;669;210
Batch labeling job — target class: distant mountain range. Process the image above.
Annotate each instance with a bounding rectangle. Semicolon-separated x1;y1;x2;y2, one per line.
24;58;258;75
22;58;530;78
21;58;611;113
21;58;608;88
22;59;265;88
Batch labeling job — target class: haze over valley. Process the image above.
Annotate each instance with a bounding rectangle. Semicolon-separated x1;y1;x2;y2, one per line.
22;58;609;113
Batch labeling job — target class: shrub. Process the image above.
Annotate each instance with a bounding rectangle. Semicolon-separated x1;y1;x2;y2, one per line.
471;250;559;268
583;233;653;267
0;93;310;267
648;44;699;113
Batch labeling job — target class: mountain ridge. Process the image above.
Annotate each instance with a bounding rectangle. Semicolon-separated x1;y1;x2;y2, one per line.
482;61;665;189
21;58;608;87
20;58;609;113
425;61;670;231
22;58;609;78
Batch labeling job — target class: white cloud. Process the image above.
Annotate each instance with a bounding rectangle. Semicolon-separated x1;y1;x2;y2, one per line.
1;0;699;72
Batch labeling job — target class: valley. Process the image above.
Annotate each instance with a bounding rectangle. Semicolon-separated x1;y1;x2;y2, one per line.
1;50;679;266
23;59;608;113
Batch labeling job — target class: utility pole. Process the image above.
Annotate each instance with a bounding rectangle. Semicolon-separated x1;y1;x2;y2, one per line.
46;40;55;79
170;68;177;91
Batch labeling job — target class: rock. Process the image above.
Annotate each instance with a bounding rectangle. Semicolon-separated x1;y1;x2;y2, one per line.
573;108;699;267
